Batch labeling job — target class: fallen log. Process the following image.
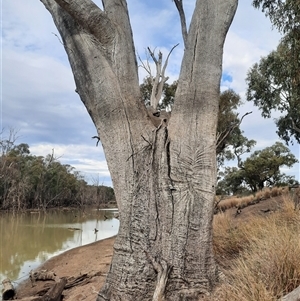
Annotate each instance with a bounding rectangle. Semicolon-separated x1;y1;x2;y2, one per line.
15;278;67;301
41;277;66;301
2;278;15;300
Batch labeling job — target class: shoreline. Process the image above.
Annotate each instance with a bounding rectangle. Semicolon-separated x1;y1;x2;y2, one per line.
15;236;116;301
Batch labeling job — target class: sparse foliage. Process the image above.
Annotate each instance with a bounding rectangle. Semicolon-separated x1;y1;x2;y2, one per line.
248;0;300;144
217;142;298;193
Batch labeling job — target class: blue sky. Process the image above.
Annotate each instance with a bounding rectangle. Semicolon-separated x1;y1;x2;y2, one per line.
1;0;299;186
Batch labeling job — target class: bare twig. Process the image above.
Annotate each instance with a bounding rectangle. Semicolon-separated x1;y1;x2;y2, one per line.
137;50;152;76
216;111;252;151
92;135;101;146
147;45;179;110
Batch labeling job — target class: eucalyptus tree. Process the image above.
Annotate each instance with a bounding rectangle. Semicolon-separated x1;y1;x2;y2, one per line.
247;0;300;144
39;0;238;300
217;142;298;193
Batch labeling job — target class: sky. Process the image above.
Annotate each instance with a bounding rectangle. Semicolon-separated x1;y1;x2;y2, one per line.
1;0;299;186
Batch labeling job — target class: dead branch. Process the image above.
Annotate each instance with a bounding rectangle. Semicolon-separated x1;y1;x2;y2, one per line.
92;135;101;146
162;43;179;78
147;44;179;110
64;271;102;289
216;111;252;151
137;50;152;77
30;270;60;283
15;278;67;301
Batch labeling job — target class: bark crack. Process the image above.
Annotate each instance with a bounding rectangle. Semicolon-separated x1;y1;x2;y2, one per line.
165;137;174;231
190;31;198;80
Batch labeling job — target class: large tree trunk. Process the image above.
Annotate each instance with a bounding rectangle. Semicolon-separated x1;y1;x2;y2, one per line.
40;0;238;300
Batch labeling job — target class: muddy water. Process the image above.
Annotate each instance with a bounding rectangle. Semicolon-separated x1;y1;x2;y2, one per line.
0;208;119;288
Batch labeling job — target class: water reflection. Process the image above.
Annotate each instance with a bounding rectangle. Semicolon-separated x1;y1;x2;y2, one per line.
0;209;119;286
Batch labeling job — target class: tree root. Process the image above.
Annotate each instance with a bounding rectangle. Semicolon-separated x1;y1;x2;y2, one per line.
145;251;172;301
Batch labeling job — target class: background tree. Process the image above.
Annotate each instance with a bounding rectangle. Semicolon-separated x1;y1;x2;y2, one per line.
216;90;255;166
217;142;298;194
38;1;238;300
247;0;300;144
0;130;114;211
242;142;298;191
216;166;245;195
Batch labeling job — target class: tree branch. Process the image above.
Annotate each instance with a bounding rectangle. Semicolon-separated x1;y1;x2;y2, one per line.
161;43;179;77
291;119;300;133
147;45;179;110
49;0;116;45
216;111;252;151
173;0;188;49
137;50;153;77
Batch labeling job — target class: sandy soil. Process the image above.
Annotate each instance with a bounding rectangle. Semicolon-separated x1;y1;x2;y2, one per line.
16;236;116;301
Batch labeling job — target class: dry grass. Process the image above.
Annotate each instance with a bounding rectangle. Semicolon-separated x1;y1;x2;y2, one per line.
217;186;289;212
212;196;300;301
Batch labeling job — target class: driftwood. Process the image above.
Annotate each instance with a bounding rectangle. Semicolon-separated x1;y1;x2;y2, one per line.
17;270;103;300
15;278;67;301
15;269;103;300
281;285;300;301
65;271;101;289
2;278;15;300
30;269;60;285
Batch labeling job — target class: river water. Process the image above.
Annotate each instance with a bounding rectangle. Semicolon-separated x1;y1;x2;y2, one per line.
0;208;119;290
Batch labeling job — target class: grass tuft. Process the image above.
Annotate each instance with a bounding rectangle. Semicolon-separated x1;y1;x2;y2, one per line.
213;196;300;301
217;186;290;212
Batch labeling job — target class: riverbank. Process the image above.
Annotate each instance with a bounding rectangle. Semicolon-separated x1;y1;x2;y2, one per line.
15;236;116;301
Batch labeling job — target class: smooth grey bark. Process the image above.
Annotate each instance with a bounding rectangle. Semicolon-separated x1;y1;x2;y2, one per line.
39;0;238;300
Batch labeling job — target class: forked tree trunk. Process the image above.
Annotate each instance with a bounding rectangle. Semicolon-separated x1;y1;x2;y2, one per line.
39;0;238;300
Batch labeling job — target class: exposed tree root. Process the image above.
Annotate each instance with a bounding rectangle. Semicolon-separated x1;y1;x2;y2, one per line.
145;251;172;301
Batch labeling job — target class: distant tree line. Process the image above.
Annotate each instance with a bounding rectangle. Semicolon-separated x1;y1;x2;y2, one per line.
0;130;115;211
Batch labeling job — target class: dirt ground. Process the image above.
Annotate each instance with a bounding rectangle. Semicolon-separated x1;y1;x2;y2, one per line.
16;236;116;301
15;196;286;301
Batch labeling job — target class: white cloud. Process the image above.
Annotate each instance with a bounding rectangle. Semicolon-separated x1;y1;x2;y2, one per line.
29;143;111;185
